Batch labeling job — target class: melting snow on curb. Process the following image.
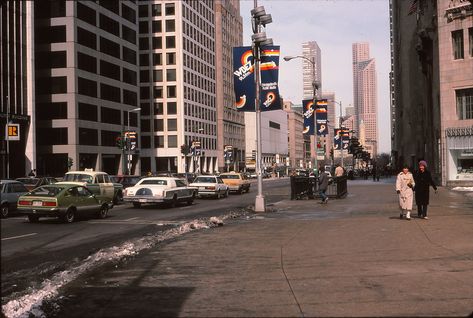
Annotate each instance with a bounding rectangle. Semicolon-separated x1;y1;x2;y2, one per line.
452;186;473;192
2;213;242;318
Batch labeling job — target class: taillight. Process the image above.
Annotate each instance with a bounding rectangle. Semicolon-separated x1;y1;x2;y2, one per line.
205;186;216;190
42;201;57;207
18;200;32;206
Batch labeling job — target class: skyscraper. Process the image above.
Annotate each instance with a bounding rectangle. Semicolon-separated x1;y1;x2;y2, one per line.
352;42;378;156
302;41;322;100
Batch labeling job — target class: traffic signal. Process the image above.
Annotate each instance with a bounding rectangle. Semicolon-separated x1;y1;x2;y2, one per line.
116;136;125;149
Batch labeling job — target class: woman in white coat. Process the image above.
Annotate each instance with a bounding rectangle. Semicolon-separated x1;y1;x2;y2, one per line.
396;164;415;220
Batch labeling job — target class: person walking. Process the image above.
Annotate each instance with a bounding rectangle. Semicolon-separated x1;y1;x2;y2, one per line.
414;160;437;219
318;166;329;204
335;164;344;177
396;164;415;220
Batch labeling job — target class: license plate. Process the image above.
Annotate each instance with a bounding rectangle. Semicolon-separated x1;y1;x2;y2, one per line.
139;199;147;203
33;201;42;207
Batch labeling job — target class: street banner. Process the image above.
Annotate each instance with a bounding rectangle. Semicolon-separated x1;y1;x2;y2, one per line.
124;131;137;150
316;99;328;136
341;128;350;150
260;46;282;112
302;99;315;135
334;128;342;150
233;47;255;112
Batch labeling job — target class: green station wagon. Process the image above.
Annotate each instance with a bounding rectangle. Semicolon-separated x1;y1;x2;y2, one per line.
17;183;112;223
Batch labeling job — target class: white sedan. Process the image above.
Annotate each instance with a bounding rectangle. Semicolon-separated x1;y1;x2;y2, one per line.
189;175;229;199
123;177;197;208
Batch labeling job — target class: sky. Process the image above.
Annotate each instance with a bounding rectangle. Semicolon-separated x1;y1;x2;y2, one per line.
239;0;392;154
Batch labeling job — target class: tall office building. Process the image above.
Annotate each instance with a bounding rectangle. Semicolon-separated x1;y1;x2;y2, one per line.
302;41;322;100
1;1;34;179
352;42;378;156
215;0;244;172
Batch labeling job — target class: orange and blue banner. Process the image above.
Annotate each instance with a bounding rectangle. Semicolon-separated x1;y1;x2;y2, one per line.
233;46;255;112
341;128;350;150
302;99;315;135
334;128;342;150
260;46;282;112
316;99;328;136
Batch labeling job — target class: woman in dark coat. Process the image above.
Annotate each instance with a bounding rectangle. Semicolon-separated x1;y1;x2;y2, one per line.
414;160;437;219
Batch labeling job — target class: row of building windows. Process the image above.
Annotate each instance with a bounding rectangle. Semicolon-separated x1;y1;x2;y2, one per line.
139;52;176;66
139;19;175;34
77;2;136;29
139;85;177;99
138;3;173;18
139;35;175;50
452;28;473;59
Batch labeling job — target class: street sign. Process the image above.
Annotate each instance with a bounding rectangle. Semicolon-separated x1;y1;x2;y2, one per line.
6;123;20;141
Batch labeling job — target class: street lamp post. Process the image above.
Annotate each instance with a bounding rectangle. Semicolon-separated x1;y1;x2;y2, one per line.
251;2;273;212
126;107;141;175
5;96;10;179
283;55;320;173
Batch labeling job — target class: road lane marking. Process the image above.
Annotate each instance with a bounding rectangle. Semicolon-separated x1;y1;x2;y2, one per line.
124;217;139;221
1;233;38;241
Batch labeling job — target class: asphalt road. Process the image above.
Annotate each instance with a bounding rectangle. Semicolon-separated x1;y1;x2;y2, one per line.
1;178;288;301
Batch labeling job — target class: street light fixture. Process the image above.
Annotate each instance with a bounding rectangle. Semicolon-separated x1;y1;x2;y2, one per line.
283;55;320;173
251;2;273;213
126;107;141;175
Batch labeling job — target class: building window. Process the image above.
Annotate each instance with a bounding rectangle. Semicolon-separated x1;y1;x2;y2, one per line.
123;68;137;85
36;26;66;44
153;53;162;65
456;88;473;120
165;20;175;32
166;52;176;65
100;60;120;81
152;37;162;49
152;20;162;33
123;90;137;106
154;86;163;98
165;36;176;48
165;3;175;16
152;4;161;16
100;37;120;59
122;46;137;65
139;37;149;50
101;107;121;125
155;135;164;148
99;14;120;37
269;121;280;130
167;86;176;98
153;70;163;82
78;102;98;122
79;128;98;146
99;0;119;14
139;21;149;34
154;119;164;131
122;25;137;44
36;51;67;69
452;30;464;60
77;2;96;26
469;28;473;57
141;136;151;149
139;4;148;17
141;119;150;132
168;119;177;131
37;128;68;145
36;102;68;120
101;130;121;147
140;70;150;83
166;69;176;81
140;54;149;66
154;102;163;115
36;76;67;94
78;77;97;97
121;3;136;24
141;87;150;99
77;27;97;50
100;83;121;103
168;135;177;148
167;102;177;115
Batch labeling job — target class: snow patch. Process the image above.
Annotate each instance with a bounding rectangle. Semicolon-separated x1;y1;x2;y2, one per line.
452;186;473;192
2;211;246;318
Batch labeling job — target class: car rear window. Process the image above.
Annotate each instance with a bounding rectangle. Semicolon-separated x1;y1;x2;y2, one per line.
140;179;167;185
194;177;216;183
17;178;40;185
29;186;65;196
63;174;93;183
220;175;239;180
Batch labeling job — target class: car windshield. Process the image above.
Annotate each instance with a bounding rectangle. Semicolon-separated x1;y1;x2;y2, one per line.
140;179;167;185
63;174;93;183
29;186;65;197
193;177;216;183
220;175;239;180
16;178;39;185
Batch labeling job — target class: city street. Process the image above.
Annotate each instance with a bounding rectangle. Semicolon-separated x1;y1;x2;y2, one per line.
2;178;472;317
0;178;287;303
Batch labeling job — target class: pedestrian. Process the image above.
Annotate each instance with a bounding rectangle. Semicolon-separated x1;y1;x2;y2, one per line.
414;160;437;219
290;170;297;200
396;164;415;220
335;164;344;177
318;165;329;204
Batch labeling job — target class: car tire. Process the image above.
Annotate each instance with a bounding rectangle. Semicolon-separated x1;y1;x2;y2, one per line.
96;204;108;219
133;202;141;209
28;215;39;223
113;191;123;205
216;191;221;199
237;188;243;195
224;189;229;198
61;208;75;223
187;192;196;206
1;204;9;218
246;186;250;193
169;195;178;208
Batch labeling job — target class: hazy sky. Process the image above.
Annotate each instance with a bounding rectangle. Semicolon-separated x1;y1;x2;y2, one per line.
239;0;391;153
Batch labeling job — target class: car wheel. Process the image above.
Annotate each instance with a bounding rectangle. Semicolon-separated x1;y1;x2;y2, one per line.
237;187;243;194
96;204;108;219
216;191;221;199
61;208;75;223
28;215;39;223
224;189;229;198
187;192;196;205
169;195;178;208
133;202;141;209
1;204;9;218
113;191;123;205
246;186;250;193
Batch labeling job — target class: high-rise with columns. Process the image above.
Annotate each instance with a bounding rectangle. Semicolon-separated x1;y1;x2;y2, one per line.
352;42;378;156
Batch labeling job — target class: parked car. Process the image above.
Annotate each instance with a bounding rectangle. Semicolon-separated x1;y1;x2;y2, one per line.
219;172;250;194
1;180;29;218
189;175;229;199
110;175;141;189
17;184;112;223
15;176;58;191
58;169;123;205
123;177;197;208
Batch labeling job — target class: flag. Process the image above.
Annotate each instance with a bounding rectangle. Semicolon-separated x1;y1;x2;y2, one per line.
315;100;328;136
233;47;255;112
260;46;282;112
407;0;418;16
302;99;315;135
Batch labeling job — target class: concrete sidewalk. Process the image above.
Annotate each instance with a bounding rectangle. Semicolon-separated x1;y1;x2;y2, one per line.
47;181;473;317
